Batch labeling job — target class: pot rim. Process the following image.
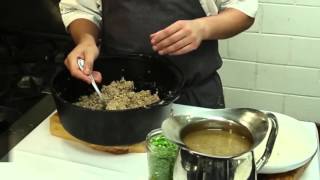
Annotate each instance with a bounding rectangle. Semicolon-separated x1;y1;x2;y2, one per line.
178;119;256;159
50;54;184;113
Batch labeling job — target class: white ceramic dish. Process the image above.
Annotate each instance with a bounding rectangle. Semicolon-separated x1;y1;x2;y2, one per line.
255;111;318;174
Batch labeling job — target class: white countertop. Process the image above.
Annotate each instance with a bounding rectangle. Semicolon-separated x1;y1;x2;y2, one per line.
3;104;320;179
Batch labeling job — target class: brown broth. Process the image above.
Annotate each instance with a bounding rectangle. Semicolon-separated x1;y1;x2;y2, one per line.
182;128;253;157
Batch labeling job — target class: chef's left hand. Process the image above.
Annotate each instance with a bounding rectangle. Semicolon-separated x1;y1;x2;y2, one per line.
150;19;205;56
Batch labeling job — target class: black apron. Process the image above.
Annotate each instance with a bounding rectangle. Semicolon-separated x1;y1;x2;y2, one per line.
101;0;225;108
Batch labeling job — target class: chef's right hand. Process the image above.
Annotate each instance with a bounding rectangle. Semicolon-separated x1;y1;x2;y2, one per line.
64;42;102;84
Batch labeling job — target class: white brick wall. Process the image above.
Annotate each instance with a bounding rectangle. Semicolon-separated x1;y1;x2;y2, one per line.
219;1;320;123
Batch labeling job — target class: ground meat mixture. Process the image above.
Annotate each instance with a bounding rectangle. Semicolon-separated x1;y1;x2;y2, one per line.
74;79;160;110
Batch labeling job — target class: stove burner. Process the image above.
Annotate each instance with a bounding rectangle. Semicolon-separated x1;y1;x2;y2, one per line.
0;30;69;136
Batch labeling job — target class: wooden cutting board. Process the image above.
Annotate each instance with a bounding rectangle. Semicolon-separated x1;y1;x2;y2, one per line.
258;162;310;180
49;112;146;154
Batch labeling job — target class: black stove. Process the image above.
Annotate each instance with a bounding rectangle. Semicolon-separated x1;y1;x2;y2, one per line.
0;32;69;128
0;30;73;160
0;0;75;161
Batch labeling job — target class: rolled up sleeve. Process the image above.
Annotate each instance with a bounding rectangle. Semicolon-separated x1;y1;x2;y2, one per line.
220;0;258;18
59;0;102;30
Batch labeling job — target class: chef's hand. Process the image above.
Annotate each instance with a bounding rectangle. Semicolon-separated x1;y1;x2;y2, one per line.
150;19;205;55
64;42;102;84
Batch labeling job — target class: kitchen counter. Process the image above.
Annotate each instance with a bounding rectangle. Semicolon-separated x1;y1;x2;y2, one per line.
1;95;319;179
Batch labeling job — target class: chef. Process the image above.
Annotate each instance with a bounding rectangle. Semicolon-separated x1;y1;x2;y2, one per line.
59;0;258;108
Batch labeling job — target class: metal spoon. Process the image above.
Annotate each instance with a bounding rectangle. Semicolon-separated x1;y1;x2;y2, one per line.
77;58;103;99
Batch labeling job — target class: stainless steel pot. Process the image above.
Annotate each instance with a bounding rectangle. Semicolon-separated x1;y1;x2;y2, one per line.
161;108;278;180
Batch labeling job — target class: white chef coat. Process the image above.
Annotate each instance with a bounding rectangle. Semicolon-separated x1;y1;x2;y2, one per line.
59;0;258;30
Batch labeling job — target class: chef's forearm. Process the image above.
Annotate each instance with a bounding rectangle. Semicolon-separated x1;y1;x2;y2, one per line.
199;8;254;40
68;19;100;45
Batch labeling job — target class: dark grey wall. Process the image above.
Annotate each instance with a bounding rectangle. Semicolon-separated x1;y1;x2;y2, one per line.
0;0;66;35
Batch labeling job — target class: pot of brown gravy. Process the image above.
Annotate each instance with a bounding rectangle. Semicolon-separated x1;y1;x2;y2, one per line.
161;108;278;180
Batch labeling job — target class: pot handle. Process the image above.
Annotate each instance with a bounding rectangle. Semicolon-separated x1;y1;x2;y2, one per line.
255;113;279;171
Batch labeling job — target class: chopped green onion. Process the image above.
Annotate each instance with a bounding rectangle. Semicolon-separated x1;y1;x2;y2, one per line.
148;133;178;180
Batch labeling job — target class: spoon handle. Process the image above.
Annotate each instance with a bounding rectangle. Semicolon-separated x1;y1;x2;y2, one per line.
77;58;103;99
89;74;103;98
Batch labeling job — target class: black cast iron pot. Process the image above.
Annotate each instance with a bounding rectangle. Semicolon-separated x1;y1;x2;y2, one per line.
51;55;184;146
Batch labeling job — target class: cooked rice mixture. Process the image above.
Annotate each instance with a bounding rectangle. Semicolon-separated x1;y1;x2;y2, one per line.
74;79;160;110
